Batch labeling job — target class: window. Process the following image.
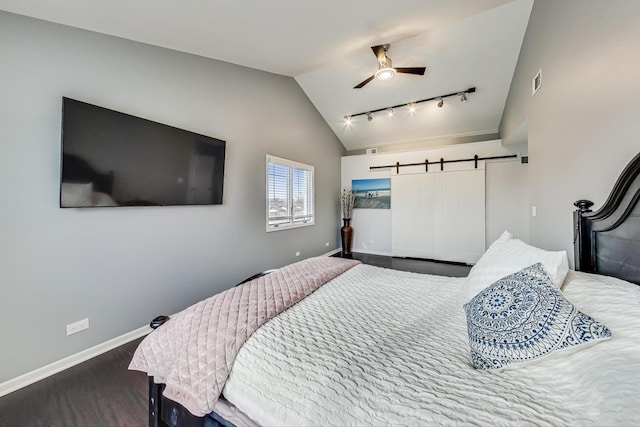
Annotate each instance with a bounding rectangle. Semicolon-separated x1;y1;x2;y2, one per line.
266;155;314;232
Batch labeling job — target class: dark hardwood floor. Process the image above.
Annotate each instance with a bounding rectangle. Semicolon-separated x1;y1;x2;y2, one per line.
0;253;470;427
0;338;147;427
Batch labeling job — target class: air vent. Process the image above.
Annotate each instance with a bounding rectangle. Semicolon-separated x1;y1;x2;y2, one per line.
532;69;542;95
521;156;529;164
366;148;378;155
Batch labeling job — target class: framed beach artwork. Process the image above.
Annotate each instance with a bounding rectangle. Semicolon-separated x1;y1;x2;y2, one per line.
352;178;391;209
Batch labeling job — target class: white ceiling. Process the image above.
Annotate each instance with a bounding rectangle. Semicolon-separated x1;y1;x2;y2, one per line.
0;0;533;151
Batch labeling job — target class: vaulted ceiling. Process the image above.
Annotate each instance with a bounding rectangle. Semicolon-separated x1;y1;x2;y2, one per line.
0;0;533;151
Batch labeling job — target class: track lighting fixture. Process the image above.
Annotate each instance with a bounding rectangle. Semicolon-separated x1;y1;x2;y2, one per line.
344;115;352;125
344;87;476;124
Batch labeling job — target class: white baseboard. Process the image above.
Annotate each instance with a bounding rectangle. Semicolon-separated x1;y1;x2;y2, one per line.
0;324;151;398
351;248;392;256
321;248;341;257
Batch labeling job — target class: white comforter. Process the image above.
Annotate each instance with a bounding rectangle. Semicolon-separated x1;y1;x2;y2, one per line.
222;265;640;426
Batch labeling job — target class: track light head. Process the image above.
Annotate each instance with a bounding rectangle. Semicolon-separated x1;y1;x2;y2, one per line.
407;102;417;113
459;92;467;103
344;115;352;125
367;112;373;121
437;98;444;108
387;108;394;117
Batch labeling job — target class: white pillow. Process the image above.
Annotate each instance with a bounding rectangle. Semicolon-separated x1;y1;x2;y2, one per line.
493;229;514;244
464;231;569;302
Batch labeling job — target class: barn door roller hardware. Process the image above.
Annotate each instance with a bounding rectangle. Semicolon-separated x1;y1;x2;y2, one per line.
370;154;518;174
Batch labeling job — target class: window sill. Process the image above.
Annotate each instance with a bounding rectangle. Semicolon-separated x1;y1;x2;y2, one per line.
266;221;314;233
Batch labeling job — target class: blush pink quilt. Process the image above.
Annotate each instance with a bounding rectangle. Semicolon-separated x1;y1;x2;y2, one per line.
129;256;360;416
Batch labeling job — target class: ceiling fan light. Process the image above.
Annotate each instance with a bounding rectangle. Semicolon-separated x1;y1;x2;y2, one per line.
375;67;396;81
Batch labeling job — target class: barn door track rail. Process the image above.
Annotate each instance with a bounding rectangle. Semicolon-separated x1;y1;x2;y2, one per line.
370;154;518;174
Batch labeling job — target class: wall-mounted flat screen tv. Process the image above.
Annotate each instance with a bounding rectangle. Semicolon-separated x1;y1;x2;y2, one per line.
60;97;225;208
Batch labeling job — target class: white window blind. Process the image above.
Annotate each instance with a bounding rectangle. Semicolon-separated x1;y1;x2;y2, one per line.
266;155;314;231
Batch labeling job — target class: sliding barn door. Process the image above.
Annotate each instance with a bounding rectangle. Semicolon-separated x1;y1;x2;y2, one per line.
391;174;437;259
391;168;485;264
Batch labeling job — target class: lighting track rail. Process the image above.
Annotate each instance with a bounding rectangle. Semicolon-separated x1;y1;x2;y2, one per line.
370;153;518;174
345;87;476;123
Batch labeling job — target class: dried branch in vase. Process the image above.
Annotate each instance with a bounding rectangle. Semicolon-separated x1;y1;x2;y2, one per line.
341;188;356;219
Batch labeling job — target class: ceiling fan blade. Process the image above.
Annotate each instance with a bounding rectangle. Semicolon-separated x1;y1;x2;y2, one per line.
395;67;426;75
353;75;375;89
371;45;386;61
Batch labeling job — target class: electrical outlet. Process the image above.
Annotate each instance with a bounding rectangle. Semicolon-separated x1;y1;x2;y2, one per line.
66;318;89;336
295;251;300;257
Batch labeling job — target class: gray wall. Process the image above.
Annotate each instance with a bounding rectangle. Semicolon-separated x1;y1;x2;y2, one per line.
500;0;640;262
0;12;345;384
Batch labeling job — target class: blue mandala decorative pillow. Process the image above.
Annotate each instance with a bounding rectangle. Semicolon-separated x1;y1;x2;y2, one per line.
464;263;612;370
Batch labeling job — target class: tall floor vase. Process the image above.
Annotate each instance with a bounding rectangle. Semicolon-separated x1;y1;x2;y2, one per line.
341;218;353;257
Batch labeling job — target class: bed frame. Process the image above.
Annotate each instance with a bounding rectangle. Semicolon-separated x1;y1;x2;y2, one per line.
574;152;640;285
149;378;230;427
146;152;640;427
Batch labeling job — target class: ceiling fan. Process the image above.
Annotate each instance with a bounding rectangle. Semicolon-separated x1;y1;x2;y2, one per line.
354;44;426;89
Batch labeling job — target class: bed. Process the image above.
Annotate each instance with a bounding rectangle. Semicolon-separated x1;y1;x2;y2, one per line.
131;152;640;427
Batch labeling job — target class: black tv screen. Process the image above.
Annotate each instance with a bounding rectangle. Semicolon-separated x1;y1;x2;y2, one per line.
60;97;225;208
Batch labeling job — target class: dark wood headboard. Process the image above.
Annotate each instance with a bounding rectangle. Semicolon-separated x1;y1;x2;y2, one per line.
574;152;640;285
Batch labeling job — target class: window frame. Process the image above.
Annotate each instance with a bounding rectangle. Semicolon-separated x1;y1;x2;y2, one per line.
265;154;315;232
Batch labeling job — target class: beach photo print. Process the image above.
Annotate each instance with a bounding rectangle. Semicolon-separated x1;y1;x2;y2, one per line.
352;178;391;209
